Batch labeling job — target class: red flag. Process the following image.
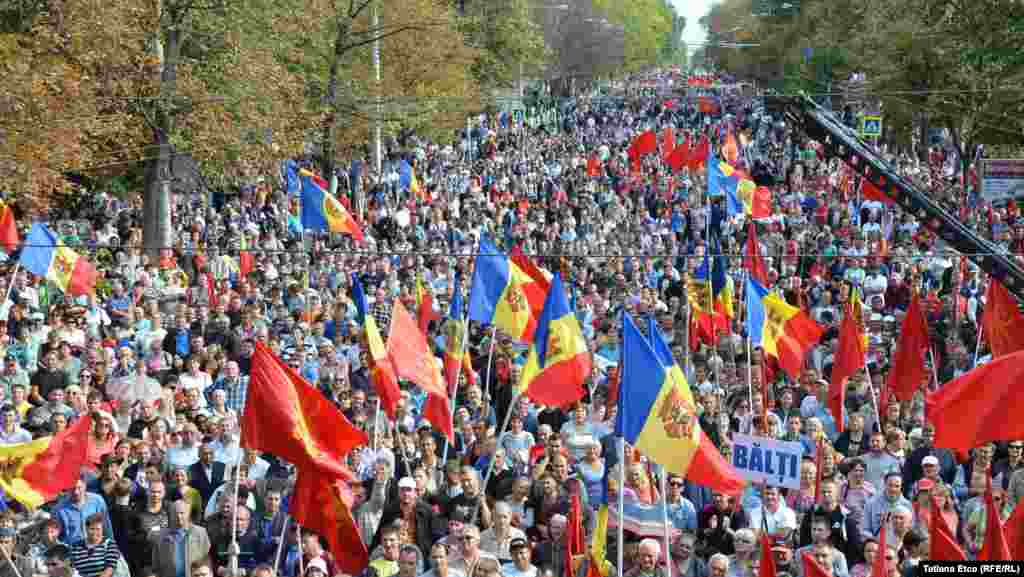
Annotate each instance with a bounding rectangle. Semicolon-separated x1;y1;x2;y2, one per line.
752;186;772;219
830;296;865;432
387;301;447;399
205;273;218;308
926;349;1024;451
292;471;368;575
241;342;368;478
422;393;454;443
587;156;602;177
666;136;691;172
983;278;1024;358
722;130;739;165
661;127;676;161
979;476;1013;561
860;179;895;206
0;204;18;254
758;534;777;577
415;276;440;335
1003;498;1024;558
887;293;929;402
802;552;832;577
565;490;585;577
628;131;657;160
238;251;253;279
930;499;968;561
744;222;769;285
872;513;891;577
688;135;709;171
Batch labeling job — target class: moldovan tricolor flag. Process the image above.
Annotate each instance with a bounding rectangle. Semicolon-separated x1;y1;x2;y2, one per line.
517;273;590;407
351;274;401;418
468;237;542;343
20;223;97;296
0;414;92;508
299;169;364;242
746;277;824;379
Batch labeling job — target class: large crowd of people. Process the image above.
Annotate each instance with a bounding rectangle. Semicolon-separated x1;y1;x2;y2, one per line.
0;70;1013;577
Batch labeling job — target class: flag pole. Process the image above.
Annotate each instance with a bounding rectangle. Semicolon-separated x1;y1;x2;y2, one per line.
228;460;242;577
371;397;381;453
864;364;882;431
657;464;672;574
745;272;754;417
972;320;984;368
482;325;498;414
0;537;23;577
617;436;626;577
2;262;20;309
473;391;520;526
442;279;472;465
928;348;939;391
272;516;290;575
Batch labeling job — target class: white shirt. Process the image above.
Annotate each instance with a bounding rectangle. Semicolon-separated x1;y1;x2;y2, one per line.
748;503;798;535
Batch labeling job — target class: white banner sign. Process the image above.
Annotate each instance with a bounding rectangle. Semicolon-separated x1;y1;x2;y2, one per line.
730;434;803;490
981;159;1024;201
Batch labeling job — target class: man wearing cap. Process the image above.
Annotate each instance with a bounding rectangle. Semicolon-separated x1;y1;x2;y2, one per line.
901;424;956;498
0;525;35;577
372;476;433;565
501;537;537;577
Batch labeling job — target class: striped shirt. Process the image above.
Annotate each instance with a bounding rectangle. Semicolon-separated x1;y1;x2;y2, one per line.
69;538;120;577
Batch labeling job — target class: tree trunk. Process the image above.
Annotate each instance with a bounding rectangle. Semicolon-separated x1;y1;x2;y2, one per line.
320;15;352;188
143;23;180;257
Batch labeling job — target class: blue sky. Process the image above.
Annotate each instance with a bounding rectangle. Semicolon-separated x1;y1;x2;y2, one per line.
670;0;712;50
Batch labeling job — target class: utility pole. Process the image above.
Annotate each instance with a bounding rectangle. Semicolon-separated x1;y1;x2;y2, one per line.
372;1;383;176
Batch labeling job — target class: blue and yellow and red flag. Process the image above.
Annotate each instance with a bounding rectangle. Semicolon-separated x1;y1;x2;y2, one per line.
615;313;701;476
351;274;401;418
647;316;745;495
444;272;473;393
299;169;364;242
724;163;772;219
468;237;543;343
689;254;727;348
399;160;426;200
746;277;824;380
20;223;96;296
518;273;590;407
0;414;92;508
710;235;734;319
